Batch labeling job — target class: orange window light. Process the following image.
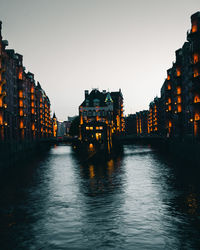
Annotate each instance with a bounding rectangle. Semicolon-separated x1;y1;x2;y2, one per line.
194;95;200;103
168;84;171;90
19;100;23;107
193;53;199;64
19;90;23;98
169;121;172;128
168;98;171;104
167;75;170;80
194;69;199;78
19;109;23;116
168;105;172;111
176;68;181;77
192;22;198;33
177;87;181;95
0;113;3;125
177;96;181;103
18;71;23;80
32;123;35;131
19;120;24;129
195;113;200;121
177;104;182;113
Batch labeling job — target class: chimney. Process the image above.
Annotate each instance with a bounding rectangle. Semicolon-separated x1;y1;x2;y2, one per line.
85;90;89;98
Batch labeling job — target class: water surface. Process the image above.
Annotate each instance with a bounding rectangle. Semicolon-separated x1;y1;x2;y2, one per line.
0;144;200;249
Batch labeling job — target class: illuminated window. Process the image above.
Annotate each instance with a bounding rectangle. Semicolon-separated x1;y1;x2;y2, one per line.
20;120;24;129
86;126;90;130
19;109;23;116
32;123;35;131
193;53;199;64
168;84;171;90
31;102;34;107
177;96;181;103
167;75;170;80
90;127;93;130
31;87;34;93
0;113;3;125
177;104;182;113
19;100;23;107
176;68;181;77
177;87;181;94
18;71;23;80
95;133;101;140
194;95;200;103
168;98;171;104
31;108;34;114
192;21;197;33
194;69;199;77
168;105;172;111
19;90;23;98
169;121;172;128
195;113;200;121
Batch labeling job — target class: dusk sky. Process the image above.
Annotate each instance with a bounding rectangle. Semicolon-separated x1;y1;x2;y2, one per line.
0;0;199;120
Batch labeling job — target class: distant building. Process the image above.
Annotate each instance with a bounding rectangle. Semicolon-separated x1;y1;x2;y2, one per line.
125;114;137;135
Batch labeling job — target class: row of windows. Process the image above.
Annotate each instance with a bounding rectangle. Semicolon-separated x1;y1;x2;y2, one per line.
83;110;113;117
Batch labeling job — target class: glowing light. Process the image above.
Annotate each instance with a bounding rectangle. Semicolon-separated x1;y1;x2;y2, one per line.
177;104;182;112
193;53;199;64
192;22;197;33
176;68;181;77
177;87;181;95
18;71;23;80
194;69;199;78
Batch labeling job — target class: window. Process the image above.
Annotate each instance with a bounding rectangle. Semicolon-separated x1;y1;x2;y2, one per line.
176;68;181;77
193;53;199;64
177;87;181;95
192;21;198;33
194;69;199;78
194;95;200;103
93;99;100;106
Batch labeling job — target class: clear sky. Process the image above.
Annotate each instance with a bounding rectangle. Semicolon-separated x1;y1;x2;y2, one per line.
0;0;199;120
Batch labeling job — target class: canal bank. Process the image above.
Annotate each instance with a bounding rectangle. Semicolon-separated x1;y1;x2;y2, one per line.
0;140;52;171
119;135;200;164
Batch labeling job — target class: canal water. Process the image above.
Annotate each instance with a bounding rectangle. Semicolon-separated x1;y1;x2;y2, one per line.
0;144;200;249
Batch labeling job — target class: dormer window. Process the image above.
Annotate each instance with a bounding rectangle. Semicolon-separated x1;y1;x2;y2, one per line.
86;99;89;106
93;98;100;106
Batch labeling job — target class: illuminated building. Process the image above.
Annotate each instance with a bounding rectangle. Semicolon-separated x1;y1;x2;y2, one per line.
187;12;200;138
52;113;58;137
79;89;124;153
0;21;53;146
136;110;148;135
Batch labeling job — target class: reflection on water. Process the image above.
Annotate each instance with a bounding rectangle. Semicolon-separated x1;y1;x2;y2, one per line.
0;144;200;249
